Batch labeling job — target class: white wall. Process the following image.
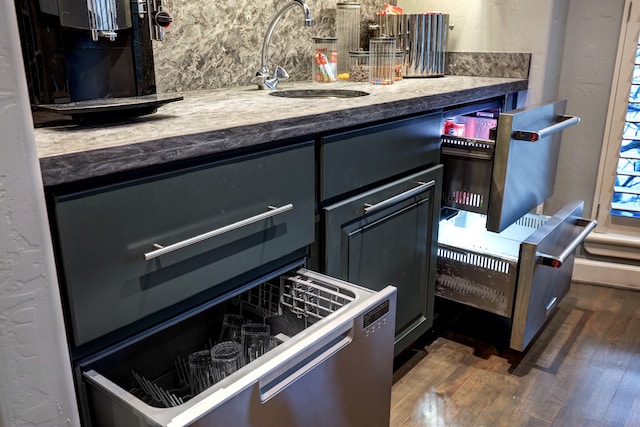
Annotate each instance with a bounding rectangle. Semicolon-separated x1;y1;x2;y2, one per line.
398;0;571;105
0;0;80;425
549;0;625;216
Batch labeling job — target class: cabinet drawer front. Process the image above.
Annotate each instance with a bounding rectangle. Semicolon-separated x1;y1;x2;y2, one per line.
53;143;315;348
320;112;442;201
511;201;595;351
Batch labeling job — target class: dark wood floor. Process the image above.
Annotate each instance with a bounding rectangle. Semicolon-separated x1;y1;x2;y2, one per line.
390;283;640;426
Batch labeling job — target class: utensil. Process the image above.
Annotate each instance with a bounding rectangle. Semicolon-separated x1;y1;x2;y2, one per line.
131;371;184;408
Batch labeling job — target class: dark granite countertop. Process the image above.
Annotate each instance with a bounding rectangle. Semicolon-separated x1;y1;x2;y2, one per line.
35;76;528;186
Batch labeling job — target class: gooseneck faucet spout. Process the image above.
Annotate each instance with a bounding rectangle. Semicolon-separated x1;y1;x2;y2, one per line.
256;0;313;89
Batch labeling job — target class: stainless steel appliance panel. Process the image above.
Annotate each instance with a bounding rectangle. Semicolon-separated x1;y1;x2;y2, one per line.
80;269;397;427
488;99;580;232
511;201;596;350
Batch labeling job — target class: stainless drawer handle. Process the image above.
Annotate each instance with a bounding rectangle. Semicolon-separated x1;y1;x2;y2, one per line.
364;180;435;214
259;318;353;403
545;296;558;317
538;217;597;268
143;204;294;260
513;115;581;141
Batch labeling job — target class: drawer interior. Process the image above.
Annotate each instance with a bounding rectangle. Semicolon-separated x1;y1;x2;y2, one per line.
438;210;549;261
82;268;357;410
435;209;549;318
441;136;495;215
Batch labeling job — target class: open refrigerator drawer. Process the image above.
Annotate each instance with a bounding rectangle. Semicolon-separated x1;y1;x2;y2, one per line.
437;98;597;351
78;266;396;427
436;201;596;351
442;99;582;233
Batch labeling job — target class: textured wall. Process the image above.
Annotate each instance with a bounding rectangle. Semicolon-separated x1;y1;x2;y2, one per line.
0;1;80;426
548;0;626;217
398;0;571;106
153;0;390;92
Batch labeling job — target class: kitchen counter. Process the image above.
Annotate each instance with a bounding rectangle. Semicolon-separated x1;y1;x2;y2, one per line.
35;76;528;186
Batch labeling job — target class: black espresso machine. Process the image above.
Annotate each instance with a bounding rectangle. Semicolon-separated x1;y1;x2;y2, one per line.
14;0;182;122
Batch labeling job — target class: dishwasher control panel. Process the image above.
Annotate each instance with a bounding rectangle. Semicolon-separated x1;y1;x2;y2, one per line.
363;299;390;336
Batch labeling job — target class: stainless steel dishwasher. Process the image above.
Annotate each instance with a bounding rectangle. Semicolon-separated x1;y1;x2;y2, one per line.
48;142;397;427
436;99;597;351
79;266;396;427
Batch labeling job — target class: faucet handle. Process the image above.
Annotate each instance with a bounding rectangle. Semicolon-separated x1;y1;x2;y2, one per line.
273;66;289;81
264;66;289;90
256;66;289;90
255;66;270;79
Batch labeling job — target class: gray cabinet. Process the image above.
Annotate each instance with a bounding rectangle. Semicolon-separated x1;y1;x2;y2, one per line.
52;143;315;351
319;112;443;355
320;113;442;202
324;167;442;355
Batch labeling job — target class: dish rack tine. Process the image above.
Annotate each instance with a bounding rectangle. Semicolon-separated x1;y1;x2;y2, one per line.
141;375;167;407
280;275;353;320
170;392;184;406
132;371;153;397
175;356;194;392
132;371;162;405
132;370;182;408
154;382;179;407
149;381;171;407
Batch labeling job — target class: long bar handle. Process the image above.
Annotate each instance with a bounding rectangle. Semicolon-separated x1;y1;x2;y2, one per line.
364;180;435;214
259;318;353;403
538;218;597;268
143;204;293;260
513;115;581;141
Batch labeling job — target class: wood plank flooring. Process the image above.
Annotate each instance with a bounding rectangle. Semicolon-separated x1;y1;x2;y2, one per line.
390;283;640;426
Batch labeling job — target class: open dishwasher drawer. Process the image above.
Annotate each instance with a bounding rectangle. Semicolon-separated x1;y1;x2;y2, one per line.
436;201;596;351
78;266;396;427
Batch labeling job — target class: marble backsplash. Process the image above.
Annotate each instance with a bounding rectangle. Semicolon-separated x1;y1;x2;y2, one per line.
153;0;387;93
446;52;531;79
152;1;531;93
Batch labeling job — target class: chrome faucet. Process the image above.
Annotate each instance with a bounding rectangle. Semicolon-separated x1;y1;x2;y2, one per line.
256;0;313;90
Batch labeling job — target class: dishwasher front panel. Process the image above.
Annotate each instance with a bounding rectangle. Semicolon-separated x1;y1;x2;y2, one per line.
80;268;397;427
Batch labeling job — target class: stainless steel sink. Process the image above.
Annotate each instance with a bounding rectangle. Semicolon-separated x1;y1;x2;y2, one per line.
269;89;370;99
